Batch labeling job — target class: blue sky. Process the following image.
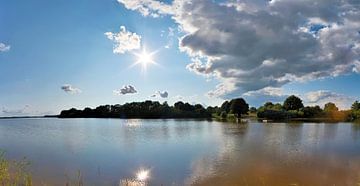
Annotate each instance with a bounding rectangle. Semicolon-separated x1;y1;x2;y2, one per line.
1;0;360;116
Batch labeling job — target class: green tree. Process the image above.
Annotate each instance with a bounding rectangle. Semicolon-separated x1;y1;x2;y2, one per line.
249;107;257;113
283;95;304;111
324;102;339;112
229;98;249;118
220;101;231;113
264;102;274;108
351;101;360;111
301;105;323;118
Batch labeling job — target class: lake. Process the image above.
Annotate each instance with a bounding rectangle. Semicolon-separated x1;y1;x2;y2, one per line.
1;118;360;185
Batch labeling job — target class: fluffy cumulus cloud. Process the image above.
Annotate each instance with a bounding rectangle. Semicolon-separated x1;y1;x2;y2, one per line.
61;84;82;94
118;0;360;98
304;90;355;109
240;87;356;109
105;26;141;54
151;91;169;98
241;86;289;105
114;85;137;95
0;43;10;52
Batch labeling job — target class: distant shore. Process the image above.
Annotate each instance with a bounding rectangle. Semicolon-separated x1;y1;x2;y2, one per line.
0;115;58;119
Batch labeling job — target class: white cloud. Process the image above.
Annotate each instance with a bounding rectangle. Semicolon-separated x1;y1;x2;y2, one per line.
242;87;289;105
244;87;285;97
0;43;10;52
114;85;137;95
164;27;176;49
151;91;169;98
118;0;360;99
241;88;356;109
117;0;173;18
61;84;82;94
105;26;141;54
304;90;355;109
2;105;30;115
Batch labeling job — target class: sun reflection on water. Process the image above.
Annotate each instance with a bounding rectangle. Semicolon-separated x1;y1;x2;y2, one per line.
125;119;142;127
136;169;150;181
119;169;150;186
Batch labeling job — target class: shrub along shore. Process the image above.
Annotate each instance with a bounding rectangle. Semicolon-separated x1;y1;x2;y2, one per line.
58;96;360;122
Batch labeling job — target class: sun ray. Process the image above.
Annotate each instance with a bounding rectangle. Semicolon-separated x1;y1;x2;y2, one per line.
128;47;159;73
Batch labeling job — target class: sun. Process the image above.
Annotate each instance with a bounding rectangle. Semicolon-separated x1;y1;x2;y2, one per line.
138;50;153;66
131;47;158;72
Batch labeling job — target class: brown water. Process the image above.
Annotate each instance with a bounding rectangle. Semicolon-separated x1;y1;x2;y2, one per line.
1;118;360;185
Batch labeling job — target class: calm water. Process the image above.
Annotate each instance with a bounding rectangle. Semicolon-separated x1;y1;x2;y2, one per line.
1;118;360;185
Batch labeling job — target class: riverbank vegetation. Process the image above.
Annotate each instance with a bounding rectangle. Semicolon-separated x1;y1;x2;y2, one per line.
59;101;212;119
59;96;360;122
255;95;360;122
0;151;32;186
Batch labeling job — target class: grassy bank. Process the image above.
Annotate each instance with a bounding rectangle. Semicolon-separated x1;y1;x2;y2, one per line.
0;151;32;186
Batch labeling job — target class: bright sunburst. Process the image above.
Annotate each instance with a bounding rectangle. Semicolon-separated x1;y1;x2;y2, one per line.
136;169;150;181
131;48;158;72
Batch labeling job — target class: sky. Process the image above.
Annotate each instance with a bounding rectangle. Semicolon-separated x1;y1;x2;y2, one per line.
0;0;360;116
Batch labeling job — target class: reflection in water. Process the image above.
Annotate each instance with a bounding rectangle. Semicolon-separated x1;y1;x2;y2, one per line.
119;169;150;186
1;119;360;185
125;119;142;127
136;169;150;181
189;122;360;186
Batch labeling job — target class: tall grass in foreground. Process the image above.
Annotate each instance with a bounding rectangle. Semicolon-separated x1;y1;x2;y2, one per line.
0;151;32;186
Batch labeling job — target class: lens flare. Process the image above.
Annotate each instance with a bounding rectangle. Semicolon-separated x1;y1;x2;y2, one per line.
130;47;159;73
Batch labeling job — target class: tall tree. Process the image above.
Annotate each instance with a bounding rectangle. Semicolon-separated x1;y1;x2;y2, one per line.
324;102;339;112
229;98;249;118
283;95;304;111
351;101;360;111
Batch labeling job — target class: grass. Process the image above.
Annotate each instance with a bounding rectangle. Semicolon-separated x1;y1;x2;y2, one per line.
0;151;32;186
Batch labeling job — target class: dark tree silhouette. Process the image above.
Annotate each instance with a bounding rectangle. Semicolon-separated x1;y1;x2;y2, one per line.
220;101;231;113
229;98;249;118
59;101;212;119
351;101;360;111
283;95;304;111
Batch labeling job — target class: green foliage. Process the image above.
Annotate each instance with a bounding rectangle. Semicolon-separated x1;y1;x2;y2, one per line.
60;101;211;119
220;101;231;113
229;98;249;118
258;102;282;111
349;101;360;121
257;109;288;120
301;106;323;118
220;111;227;119
249;107;257;113
350;110;360;121
283;95;304;111
352;101;360;111
324;102;339;112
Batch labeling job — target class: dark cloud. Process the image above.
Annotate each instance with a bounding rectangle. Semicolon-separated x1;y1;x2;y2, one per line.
61;84;81;94
119;0;360;98
152;91;169;98
114;85;137;95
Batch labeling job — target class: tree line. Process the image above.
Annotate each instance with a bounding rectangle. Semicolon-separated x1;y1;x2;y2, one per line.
59;96;360;122
255;95;360;121
59;101;212;119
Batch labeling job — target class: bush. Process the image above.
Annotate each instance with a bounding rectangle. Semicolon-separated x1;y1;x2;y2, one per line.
220;111;227;119
257;109;289;120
